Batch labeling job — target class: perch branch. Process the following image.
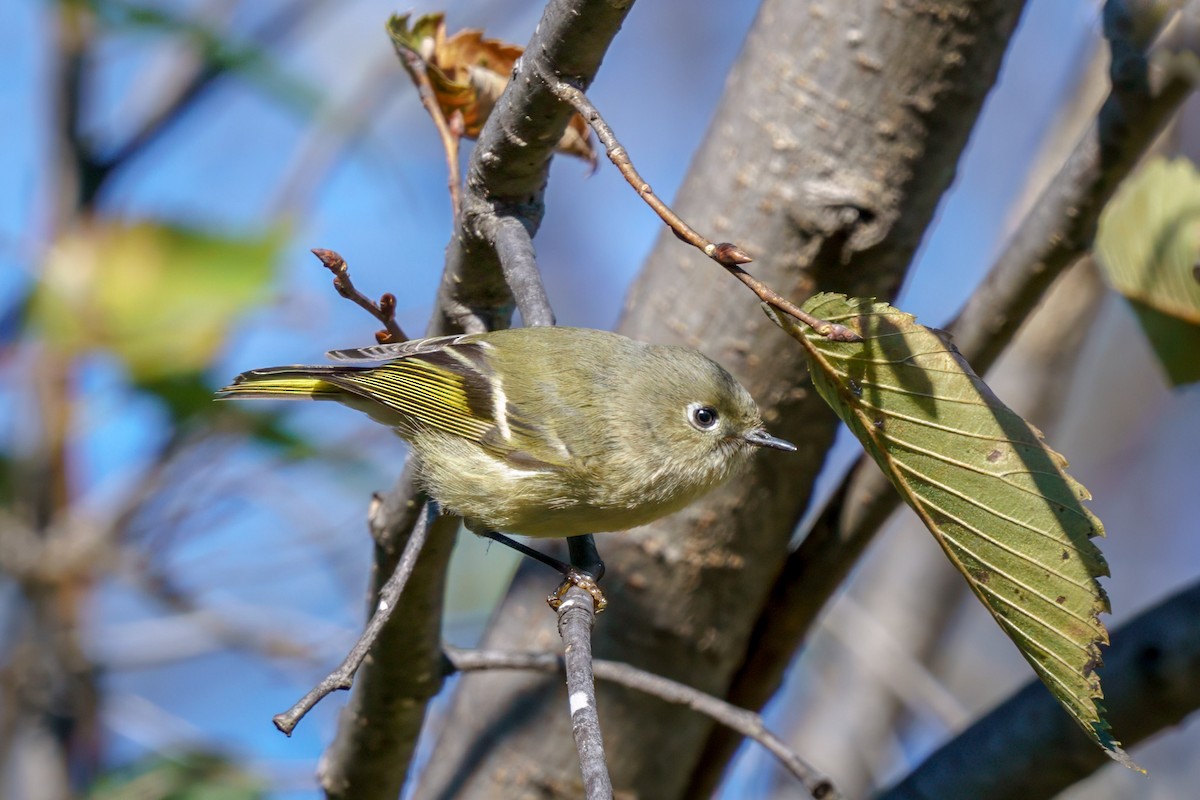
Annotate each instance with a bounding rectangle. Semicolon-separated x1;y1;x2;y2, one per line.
555;587;613;800
272;501;435;736
311;248;407;344
543;78;859;343
444;645;839;800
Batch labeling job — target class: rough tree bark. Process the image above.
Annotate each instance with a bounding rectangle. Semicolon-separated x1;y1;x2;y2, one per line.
416;2;1027;798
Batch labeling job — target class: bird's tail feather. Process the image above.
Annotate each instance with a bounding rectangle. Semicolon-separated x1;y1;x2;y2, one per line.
216;364;411;428
215;366;356;401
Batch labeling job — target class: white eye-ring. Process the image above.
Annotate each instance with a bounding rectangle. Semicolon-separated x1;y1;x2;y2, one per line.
687;403;720;431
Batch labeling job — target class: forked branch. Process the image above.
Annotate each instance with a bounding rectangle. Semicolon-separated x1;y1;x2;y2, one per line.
311;248;408;344
444;644;839;799
273;500;435;736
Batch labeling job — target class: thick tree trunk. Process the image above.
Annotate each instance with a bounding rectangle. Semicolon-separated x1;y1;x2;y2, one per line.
416;2;1026;797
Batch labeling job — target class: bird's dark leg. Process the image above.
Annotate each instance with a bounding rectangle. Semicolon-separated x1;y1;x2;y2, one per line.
480;530;572;574
478;531;607;613
567;534;605;581
551;534;606;613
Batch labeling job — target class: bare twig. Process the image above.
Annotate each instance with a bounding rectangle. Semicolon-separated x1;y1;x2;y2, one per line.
96;0;324;202
272;501;435;736
390;42;462;223
444;645;839;800
543;78;860;343
311;248;408;344
555;587;612;800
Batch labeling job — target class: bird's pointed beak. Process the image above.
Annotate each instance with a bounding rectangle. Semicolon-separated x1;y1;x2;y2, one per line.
744;427;796;452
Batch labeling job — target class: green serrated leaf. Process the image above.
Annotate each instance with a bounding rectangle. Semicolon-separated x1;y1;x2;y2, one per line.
770;293;1141;771
1095;156;1200;386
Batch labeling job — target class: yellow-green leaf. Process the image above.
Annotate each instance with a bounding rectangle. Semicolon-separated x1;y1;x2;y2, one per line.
1095;156;1200;385
30;219;281;381
770;293;1139;770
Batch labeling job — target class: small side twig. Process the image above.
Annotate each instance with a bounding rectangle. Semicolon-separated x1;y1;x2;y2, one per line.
272;501;436;736
391;43;462;222
311;248;408;344
555;586;613;800
544;78;859;344
443;645;839;800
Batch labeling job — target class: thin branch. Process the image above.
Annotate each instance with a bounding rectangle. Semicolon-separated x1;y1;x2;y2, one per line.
879;578;1200;800
311;248;407;344
318;471;458;798
272;500;435;736
946;0;1197;371
443;645;839;800
543;78;860;343
390;42;462;223
493;217;556;327
96;0;324;195
555;587;613;800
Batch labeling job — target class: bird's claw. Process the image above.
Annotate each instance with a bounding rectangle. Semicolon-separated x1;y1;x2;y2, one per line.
547;569;607;614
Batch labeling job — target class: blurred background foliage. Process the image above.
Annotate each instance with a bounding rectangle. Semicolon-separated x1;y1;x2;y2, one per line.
1;1;1198;798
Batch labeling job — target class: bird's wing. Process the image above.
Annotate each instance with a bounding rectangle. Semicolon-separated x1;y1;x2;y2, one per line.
324;335;474;362
322;339;572;471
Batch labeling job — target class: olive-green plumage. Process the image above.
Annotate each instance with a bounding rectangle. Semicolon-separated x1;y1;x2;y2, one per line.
217;327;793;537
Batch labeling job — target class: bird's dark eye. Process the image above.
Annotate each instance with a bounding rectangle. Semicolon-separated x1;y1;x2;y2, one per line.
689;405;720;431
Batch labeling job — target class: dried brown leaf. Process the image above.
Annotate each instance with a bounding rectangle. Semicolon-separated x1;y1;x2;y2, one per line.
388;13;596;166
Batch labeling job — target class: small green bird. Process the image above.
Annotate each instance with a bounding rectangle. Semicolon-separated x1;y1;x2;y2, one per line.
217;326;793;538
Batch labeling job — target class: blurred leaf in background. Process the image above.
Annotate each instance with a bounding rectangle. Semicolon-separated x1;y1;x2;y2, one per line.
1095;156;1200;386
87;750;264;800
27;220;282;420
